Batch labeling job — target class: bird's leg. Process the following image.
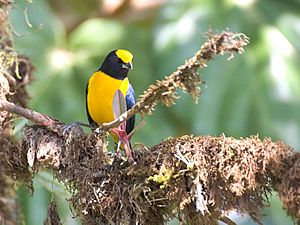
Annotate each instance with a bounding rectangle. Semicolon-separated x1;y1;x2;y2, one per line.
128;115;145;140
122;137;135;164
112;121;135;164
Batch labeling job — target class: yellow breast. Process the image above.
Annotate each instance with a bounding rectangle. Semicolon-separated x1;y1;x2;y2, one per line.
87;71;129;125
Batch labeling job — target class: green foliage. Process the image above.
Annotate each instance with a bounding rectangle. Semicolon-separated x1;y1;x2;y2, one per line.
8;0;300;224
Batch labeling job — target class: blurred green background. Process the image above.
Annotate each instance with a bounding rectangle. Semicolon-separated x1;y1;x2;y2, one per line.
8;0;300;224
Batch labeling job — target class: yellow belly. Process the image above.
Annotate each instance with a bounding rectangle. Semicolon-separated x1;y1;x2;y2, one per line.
87;71;129;125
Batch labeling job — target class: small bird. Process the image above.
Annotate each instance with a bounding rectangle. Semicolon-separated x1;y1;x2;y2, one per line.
86;49;135;163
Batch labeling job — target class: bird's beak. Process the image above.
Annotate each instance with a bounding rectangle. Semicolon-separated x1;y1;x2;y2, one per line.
122;62;133;70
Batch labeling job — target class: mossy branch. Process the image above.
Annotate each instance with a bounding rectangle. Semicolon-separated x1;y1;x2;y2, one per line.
18;127;300;225
0;100;59;127
0;31;249;135
101;31;249;131
0;3;299;224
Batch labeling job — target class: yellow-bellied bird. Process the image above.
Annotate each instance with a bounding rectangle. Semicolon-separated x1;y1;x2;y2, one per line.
86;49;135;163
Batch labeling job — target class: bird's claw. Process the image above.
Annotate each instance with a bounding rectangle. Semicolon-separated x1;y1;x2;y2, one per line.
63;122;84;136
112;127;136;164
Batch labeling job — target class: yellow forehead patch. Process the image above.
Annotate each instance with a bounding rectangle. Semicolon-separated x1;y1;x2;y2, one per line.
116;49;133;63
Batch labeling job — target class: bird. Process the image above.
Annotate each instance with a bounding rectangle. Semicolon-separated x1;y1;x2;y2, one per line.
86;49;136;163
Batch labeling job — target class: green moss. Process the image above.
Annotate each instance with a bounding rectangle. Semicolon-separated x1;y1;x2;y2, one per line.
148;167;174;189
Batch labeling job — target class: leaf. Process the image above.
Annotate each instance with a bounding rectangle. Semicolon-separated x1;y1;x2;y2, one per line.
113;89;127;119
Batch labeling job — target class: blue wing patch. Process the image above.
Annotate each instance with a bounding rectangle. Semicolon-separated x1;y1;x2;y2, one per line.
125;83;135;135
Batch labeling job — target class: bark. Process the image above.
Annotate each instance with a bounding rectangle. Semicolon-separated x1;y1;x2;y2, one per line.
0;2;299;225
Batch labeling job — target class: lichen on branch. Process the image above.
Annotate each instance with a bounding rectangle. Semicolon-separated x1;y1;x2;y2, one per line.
0;4;299;224
19;125;299;225
100;31;249;131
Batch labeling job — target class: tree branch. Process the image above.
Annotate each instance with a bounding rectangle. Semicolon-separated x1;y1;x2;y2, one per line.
0;100;57;127
19;127;299;225
101;31;249;131
1;25;299;225
1;31;249;135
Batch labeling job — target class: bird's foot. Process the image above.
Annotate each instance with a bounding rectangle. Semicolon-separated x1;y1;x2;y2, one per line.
112;127;136;164
63;122;85;136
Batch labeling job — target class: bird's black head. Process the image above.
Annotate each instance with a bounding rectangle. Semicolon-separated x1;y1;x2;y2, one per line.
99;49;133;80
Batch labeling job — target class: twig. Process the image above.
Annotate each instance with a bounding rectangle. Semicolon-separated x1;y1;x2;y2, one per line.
0;31;249;135
217;215;237;225
101;31;249;131
0;99;61;129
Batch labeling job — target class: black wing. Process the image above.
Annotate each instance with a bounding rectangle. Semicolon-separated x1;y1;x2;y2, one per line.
125;83;135;135
86;82;97;128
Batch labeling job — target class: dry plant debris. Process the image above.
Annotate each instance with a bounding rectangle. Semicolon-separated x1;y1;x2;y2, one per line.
0;4;33;183
0;177;19;225
0;1;299;224
44;200;62;225
24;132;294;225
0;2;33;224
101;31;249;131
275;152;300;221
